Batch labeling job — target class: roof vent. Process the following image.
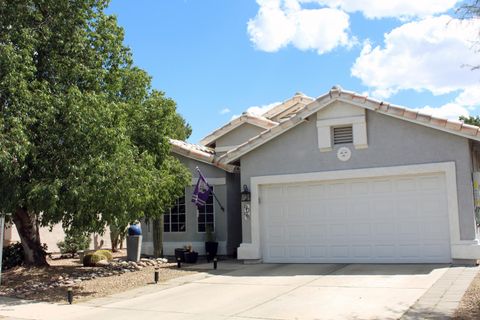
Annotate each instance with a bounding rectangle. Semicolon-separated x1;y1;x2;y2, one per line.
333;126;353;145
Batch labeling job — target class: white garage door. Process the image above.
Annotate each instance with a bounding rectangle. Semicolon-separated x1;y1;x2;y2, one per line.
261;173;451;263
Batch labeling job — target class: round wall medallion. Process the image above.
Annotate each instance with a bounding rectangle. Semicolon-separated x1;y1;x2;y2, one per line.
337;147;351;162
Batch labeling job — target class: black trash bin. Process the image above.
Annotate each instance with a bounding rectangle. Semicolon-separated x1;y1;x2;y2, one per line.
174;248;187;262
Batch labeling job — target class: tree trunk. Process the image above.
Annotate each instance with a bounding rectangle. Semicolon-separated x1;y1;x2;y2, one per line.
12;208;48;267
110;225;121;252
152;216;163;258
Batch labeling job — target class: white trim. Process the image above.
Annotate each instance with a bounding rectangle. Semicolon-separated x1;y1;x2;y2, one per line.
316;113;368;152
141;241;227;256
316;115;365;127
237;162;479;261
215;145;239;153
191;178;226;185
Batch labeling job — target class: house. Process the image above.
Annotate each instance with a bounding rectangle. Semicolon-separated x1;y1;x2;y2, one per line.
142;86;480;264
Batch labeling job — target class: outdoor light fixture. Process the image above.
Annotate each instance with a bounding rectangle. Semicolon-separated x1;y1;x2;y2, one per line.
177;257;181;268
154;268;159;284
67;287;73;304
213;257;218;270
240;185;251;202
241;185;251;220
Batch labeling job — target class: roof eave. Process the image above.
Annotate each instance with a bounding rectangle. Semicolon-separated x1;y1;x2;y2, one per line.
217;89;480;165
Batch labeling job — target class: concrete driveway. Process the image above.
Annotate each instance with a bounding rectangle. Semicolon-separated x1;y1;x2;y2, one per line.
0;263;453;320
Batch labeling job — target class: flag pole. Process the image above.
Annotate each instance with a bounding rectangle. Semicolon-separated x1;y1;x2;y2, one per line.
195;167;225;212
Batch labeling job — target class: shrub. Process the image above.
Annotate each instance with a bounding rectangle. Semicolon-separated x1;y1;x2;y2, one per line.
95;249;113;261
2;243;24;270
57;232;90;258
83;252;107;266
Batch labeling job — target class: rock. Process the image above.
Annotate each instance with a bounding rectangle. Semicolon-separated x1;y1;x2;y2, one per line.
95;260;110;267
74;279;82;283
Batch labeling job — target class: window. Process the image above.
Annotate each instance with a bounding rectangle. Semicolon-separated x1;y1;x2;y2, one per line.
197;189;214;232
333;126;353;145
164;195;186;232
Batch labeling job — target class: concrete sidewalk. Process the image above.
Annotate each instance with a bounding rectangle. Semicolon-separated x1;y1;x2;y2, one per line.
0;262;477;320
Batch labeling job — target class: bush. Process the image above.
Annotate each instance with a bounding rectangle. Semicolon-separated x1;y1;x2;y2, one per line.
2;243;24;270
95;249;113;261
57;232;90;258
83;252;107;266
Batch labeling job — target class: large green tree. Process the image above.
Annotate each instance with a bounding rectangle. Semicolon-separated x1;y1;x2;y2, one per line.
0;0;191;266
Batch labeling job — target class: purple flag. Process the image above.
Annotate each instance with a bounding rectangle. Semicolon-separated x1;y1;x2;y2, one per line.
192;169;211;208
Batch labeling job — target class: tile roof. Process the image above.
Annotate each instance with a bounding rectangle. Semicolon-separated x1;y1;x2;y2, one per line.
262;92;314;121
218;86;480;164
199;113;278;147
169;139;239;173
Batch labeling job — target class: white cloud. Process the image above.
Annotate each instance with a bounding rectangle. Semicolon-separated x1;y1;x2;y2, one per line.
247;0;354;54
351;15;480;99
454;86;480;108
219;108;231;115
411;84;480;122
413;103;469;120
309;0;458;19
231;101;281;120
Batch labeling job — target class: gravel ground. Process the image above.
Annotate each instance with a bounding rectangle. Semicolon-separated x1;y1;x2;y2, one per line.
0;250;197;304
453;272;480;319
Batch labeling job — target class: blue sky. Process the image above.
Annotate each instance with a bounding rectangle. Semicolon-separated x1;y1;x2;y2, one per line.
107;0;480;143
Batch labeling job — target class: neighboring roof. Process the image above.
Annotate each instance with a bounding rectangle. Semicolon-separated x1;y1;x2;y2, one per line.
262;92;314;121
218;86;480;164
199;113;278;147
169;139;239;173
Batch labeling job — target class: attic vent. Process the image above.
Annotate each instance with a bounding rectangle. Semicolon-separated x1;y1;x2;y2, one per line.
333;126;353;145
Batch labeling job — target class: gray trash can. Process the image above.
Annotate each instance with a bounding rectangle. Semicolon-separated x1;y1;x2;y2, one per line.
127;235;142;262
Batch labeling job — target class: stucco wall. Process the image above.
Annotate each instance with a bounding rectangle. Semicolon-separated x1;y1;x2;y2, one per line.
226;172;242;254
240;109;476;243
216;123;266;148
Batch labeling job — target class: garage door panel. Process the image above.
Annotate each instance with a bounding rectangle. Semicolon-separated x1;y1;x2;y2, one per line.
374;245;396;258
261;173;451;263
287;225;307;242
398;245;420;258
266;225;284;242
351;181;370;195
423;244;450;258
419;175;444;191
372;179;392;193
326;182;350;198
288;246;307;258
395;178;417;192
371;198;394;219
310;246;327;258
269;246;287;258
330;245;349;258
352;245;372;258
